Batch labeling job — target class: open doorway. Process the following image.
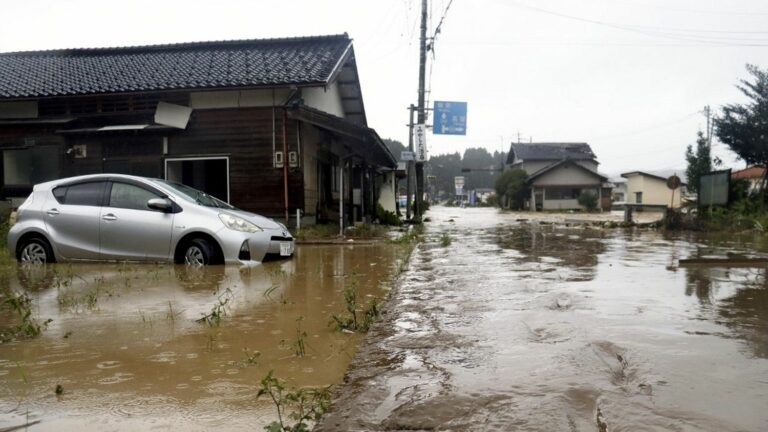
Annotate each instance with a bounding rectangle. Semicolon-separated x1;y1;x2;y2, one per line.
165;157;229;202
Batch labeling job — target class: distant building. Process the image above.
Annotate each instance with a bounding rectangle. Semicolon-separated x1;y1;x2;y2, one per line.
506;142;610;211
731;166;765;194
620;171;686;208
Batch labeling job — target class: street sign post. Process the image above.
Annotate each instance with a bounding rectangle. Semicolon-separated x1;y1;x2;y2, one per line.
413;124;427;161
433;101;467;135
401;151;415;161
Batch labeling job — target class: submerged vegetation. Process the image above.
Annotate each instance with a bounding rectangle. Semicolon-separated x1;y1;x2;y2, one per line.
330;274;381;333
257;370;332;432
1;291;52;342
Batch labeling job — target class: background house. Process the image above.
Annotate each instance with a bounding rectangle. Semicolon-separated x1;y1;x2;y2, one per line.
620;171;686;208
0;34;396;226
731;166;765;194
506;142;611;211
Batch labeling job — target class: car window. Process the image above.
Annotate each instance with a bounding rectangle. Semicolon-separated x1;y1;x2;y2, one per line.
109;182;162;211
52;186;67;203
62;182;105;206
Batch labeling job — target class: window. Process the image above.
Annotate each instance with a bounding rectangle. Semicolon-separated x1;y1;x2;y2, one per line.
2;146;60;186
635;192;643;204
546;187;582;200
60;182;105;206
109;182;161;211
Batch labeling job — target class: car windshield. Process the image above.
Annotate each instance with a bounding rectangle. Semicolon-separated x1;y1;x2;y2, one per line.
153;180;235;209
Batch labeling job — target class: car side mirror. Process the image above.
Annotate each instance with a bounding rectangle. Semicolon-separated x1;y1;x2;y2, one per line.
147;198;173;212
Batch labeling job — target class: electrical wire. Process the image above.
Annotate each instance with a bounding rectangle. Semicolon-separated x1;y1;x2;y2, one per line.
501;1;768;47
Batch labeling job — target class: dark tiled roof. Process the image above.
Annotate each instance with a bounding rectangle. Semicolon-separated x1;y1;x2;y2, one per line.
507;142;596;164
0;35;352;99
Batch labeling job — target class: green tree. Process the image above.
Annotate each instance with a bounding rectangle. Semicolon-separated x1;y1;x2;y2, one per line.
715;64;768;194
685;130;713;195
494;168;527;209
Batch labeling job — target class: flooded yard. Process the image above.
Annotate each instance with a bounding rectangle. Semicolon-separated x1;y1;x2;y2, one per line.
0;243;409;431
318;207;768;431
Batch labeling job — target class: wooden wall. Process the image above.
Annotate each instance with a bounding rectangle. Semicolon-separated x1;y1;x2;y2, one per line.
168;107;304;218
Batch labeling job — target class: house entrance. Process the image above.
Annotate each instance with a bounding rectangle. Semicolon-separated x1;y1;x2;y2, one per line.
164;157;229;203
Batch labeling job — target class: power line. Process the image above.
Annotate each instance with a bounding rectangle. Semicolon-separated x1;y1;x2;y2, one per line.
501;1;768;47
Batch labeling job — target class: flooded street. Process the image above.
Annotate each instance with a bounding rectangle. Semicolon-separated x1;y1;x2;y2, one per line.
0;243;408;431
318;206;768;431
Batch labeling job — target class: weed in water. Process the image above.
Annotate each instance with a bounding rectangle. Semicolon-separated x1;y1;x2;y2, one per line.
293;316;308;357
264;284;280;301
1;291;52;341
330;275;381;333
240;348;261;367
440;233;452;247
257;370;332;432
196;288;233;327
166;301;183;322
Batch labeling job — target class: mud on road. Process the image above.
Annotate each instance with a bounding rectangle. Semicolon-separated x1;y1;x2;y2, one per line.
317;207;768;431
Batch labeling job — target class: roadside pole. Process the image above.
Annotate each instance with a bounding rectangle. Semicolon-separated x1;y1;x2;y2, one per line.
414;0;428;222
407;104;415;221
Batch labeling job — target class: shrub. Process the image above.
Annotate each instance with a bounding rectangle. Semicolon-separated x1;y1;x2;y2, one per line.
578;191;598;212
376;204;401;226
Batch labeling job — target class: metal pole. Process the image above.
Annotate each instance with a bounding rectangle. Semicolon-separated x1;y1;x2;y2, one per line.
339;160;344;237
407;104;415;220
414;0;428;221
282;109;289;225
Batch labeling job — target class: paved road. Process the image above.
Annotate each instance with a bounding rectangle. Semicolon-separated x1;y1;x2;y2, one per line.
317;206;768;431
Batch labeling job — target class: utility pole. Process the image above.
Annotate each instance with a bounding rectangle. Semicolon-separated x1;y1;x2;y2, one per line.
406;104;415;220
704;105;713;146
414;0;428;221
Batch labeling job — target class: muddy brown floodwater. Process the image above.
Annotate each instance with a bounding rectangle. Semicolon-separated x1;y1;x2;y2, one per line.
318;206;768;431
0;243;408;431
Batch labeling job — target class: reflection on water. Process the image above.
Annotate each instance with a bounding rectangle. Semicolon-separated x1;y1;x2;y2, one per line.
0;243;406;431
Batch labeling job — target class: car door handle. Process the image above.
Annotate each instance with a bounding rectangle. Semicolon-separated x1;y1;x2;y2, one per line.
46;208;60;216
102;214;118;221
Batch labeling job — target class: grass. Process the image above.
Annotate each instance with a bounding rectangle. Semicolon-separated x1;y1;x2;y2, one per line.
439;233;452;247
295;223;392;241
196;288;233;327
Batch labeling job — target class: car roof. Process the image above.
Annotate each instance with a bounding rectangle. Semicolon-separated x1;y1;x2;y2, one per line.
34;174;164;191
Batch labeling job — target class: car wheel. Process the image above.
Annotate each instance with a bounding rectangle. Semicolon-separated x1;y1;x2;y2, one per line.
17;237;55;264
183;238;213;266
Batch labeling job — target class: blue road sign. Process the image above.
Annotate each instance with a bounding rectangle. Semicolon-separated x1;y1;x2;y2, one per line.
433;101;467;135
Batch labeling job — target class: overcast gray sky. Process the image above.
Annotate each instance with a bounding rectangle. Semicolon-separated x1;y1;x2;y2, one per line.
2;0;767;175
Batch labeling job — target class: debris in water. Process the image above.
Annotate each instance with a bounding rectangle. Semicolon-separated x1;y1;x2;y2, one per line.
55;384;64;395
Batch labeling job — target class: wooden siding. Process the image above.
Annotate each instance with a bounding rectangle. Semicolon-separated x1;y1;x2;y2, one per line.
168;107;304;218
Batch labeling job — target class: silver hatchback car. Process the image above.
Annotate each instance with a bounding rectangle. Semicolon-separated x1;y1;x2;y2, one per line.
7;174;294;265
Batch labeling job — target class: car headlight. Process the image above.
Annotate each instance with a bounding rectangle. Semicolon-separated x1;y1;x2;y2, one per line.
219;213;263;233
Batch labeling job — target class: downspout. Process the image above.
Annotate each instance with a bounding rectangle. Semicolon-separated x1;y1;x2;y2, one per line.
283;109;289;225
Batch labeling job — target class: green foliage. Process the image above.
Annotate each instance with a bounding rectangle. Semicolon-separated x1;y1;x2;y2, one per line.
292;316;307;357
699;194;768;231
577;191;599;212
257;371;332;432
439;233;452;247
494;168;528;209
685;130;713;195
376;204;401;226
715;64;768;188
195;288;233;327
330;274;380;333
1;291;52;341
484;195;499;207
294;224;339;241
